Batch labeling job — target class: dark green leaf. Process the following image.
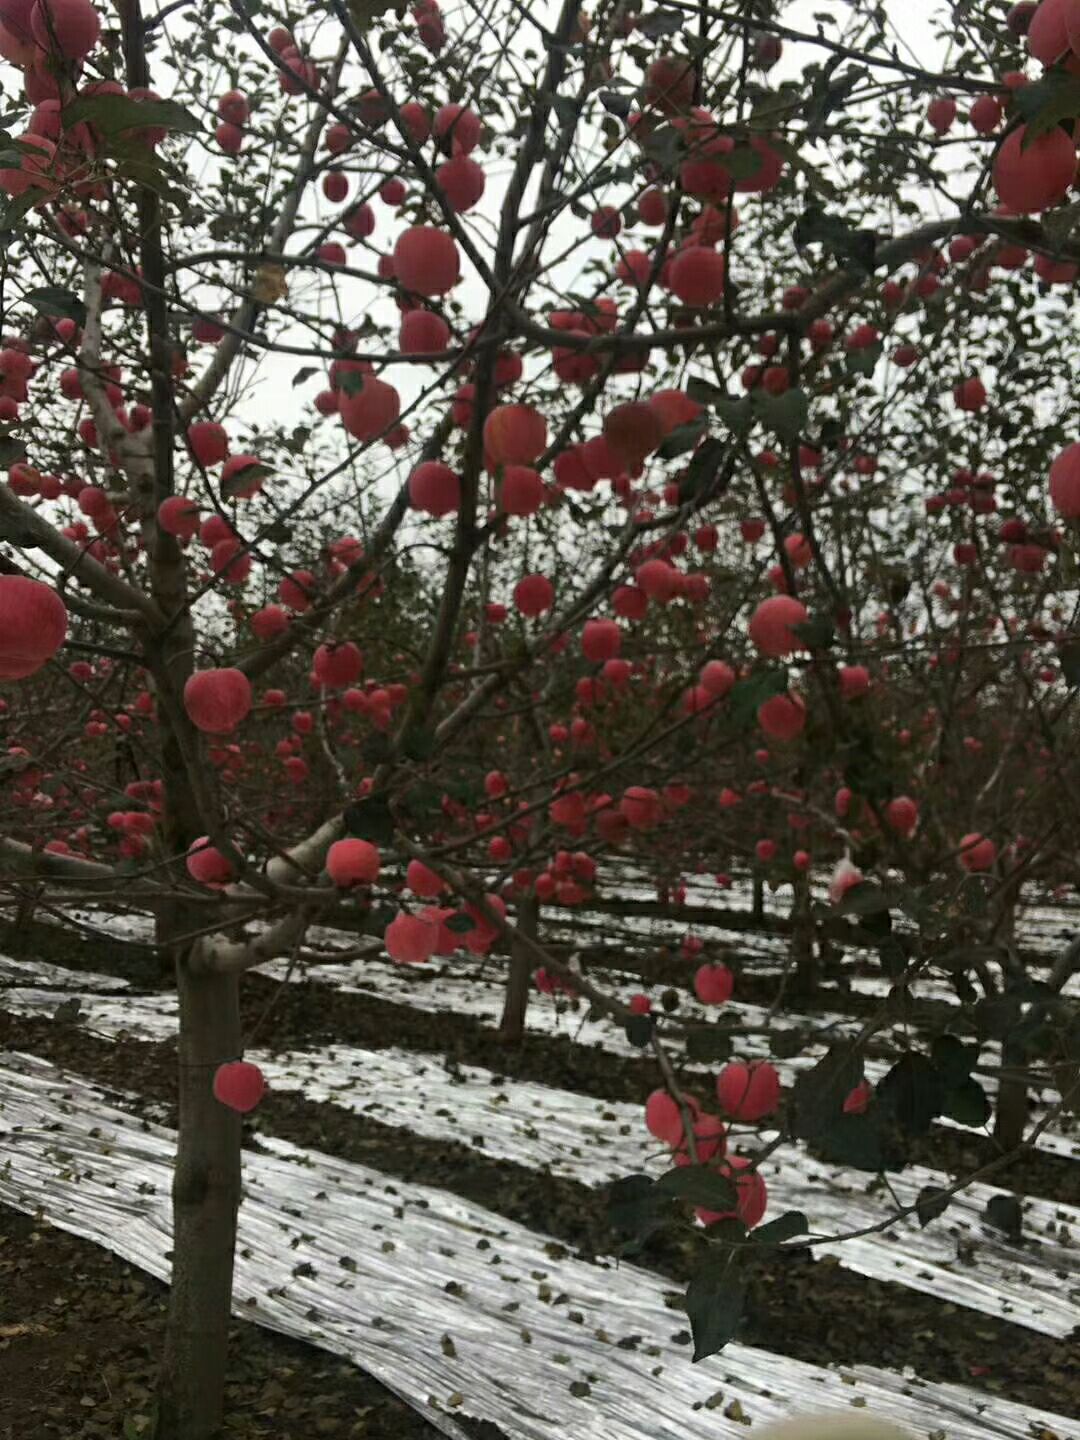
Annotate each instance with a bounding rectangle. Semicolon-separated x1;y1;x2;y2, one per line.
835;881;890;918
793;203;877;272
362;731;393;764
877;1053;942;1135
816;1110;906;1172
984;1192;1023;1241
942;1075;991;1128
1012;71;1080;143
752;1210;809;1247
599;90;633;119
686;376;727;407
790;613;835;650
685;1263;746;1361
52;996;82;1023
402;725;436;762
727;668;788;728
608;1173;657;1233
755;386;808;442
685;1025;734;1063
721;143;763;181
915;1185;950;1227
679;436;727;502
62;93;200;136
0;435;28;467
221;461;273;498
844;342;882;377
22;285;87;326
1058;638;1080;687
292;366;319;387
658;415;708;460
930;1033;977;1085
792;1044;863;1141
635;8;685;37
715;394;753;436
444;911;475;934
624;1012;655;1047
342;794;394;843
655;1165;738;1212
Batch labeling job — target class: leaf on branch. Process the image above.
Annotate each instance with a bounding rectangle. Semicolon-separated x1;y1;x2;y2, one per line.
685;1256;747;1361
0;435;28;467
292;366;319;387
790;612;835;650
727;668;787;728
793;204;878;273
62;93;200;137
1057;637;1080;687
634;8;685;37
984;1192;1023;1241
342;793;395;844
715;394;753;437
599;90;633;119
915;1185;950;1228
444;912;475;934
52;996;82;1023
721;143;763;182
22;284;87;327
347;0;401;29
608;1173;657;1234
877;1052;943;1136
655;1164;738;1212
624;1012;655;1047
792;1043;863;1142
844;342;882;378
754;386;808;442
752;1210;809;1247
658;415;709;460
685;1024;733;1063
221;461;274;499
679;436;727;501
1012;70;1080;144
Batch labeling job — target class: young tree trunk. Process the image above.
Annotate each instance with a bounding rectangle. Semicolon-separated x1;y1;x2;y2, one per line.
499;895;538;1045
788;873;819;997
751;877;764;923
156;958;243;1440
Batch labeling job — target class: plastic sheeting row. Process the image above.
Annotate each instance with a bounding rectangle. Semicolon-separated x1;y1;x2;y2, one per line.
0;1051;1075;1440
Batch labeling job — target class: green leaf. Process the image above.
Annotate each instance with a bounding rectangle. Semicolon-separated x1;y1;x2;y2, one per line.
1012;70;1080;143
62;93;200;137
791;1044;863;1141
752;1210;809;1247
342;794;394;843
402;725;436;762
0;186;49;228
877;1053;942;1136
221;461;273;498
727;668;788;728
22;284;87;327
658;415;708;460
608;1173;657;1233
793;204;877;272
1058;638;1080;687
685;1260;747;1361
0;435;28;467
844;342;881;377
679;436;727;502
599;90;633;119
984;1192;1022;1241
623;1012;654;1047
362;731;393;764
292;366;319;387
655;1165;739;1212
721;143;763;182
686;376;727;407
835;880;890;918
790;612;835;649
930;1033;977;1085
942;1075;991;1128
915;1185;950;1227
635;8;685;37
817;1110;906;1172
685;1025;734;1063
715;394;753;436
444;911;475;934
755;386;808;442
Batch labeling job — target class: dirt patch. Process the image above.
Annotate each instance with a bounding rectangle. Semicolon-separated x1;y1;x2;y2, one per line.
0;1204;450;1440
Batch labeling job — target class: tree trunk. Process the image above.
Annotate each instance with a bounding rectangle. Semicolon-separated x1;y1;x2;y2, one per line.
156;960;242;1440
751;877;764;923
499;895;538;1045
994;1037;1029;1152
788;873;819;997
